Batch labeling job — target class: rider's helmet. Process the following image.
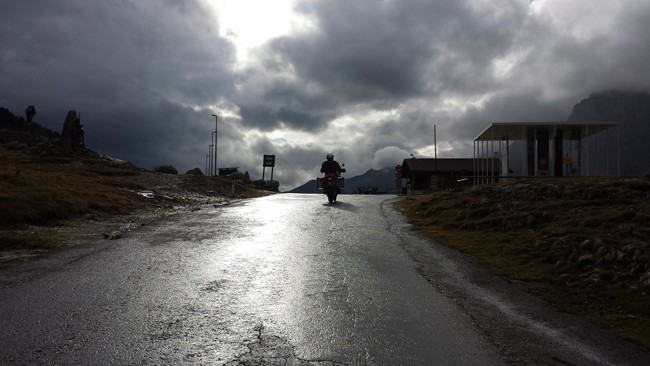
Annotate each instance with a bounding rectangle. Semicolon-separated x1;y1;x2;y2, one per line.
326;153;334;161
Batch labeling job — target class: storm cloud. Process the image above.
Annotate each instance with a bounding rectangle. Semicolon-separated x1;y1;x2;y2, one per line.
2;0;649;190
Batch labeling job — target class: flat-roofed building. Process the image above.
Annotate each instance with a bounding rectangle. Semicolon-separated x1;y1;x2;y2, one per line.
474;122;619;181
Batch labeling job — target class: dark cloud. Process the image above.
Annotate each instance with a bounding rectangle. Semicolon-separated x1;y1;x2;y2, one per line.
236;76;338;131
1;0;235;170
2;0;649;190
273;0;529;97
265;1;440;102
233;0;535;135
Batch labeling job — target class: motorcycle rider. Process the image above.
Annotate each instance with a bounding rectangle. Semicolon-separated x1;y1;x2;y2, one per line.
320;153;342;175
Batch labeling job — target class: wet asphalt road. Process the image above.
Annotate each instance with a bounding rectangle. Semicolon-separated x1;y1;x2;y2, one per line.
1;194;649;365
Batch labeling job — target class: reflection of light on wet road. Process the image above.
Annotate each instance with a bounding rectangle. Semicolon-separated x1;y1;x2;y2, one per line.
0;193;638;365
194;194;500;364
199;195;315;338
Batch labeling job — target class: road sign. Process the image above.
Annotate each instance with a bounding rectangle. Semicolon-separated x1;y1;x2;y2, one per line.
263;154;276;167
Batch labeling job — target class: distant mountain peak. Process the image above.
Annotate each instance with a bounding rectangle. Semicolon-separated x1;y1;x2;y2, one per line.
289;166;398;193
567;89;650;176
568;90;650;123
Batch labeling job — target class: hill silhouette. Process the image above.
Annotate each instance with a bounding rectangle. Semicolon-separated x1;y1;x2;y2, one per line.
0;107;61;147
290;167;397;193
567;90;650;176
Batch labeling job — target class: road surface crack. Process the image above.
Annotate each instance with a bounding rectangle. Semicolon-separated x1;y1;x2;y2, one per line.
225;324;349;366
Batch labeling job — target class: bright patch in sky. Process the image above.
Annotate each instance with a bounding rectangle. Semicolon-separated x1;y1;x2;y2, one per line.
212;0;298;61
529;0;623;40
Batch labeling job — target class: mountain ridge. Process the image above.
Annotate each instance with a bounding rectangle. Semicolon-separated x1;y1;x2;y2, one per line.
289;167;397;193
567;90;650;176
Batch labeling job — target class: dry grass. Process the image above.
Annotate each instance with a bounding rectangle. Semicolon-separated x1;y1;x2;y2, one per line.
0;150;148;226
0;147;269;263
1;149;148;254
396;178;650;349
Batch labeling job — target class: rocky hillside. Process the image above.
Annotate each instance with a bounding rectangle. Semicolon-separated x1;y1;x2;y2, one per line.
399;177;650;346
0;107;62;152
567;90;650;176
0;107;274;265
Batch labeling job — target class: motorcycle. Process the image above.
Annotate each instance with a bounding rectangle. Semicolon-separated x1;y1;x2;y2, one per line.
317;164;346;203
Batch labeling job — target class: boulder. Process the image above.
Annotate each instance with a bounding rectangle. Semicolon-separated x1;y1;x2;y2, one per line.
25;105;36;122
577;253;595;268
61;110;85;150
264;180;280;192
185;167;203;175
154;165;178;174
640;271;650;287
252;179;280;192
579;239;594;251
229;171;251;182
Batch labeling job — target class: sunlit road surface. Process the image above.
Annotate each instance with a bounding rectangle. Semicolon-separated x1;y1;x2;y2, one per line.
1;194;649;365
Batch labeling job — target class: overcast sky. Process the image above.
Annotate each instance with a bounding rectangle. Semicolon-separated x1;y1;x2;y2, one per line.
2;0;649;190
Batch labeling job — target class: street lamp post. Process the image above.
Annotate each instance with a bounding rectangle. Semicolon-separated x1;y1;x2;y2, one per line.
211;114;218;176
209;144;214;176
211;131;217;176
205;154;209;175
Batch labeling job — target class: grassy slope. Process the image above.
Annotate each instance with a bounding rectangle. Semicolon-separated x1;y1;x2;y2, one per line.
396;178;650;349
0;149;151;250
0;147;265;255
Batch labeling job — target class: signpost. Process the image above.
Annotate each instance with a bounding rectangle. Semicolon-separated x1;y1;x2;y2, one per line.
395;165;402;192
263;154;276;180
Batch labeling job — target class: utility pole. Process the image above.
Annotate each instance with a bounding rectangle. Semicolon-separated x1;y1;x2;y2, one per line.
434;124;438;171
211;114;218;176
